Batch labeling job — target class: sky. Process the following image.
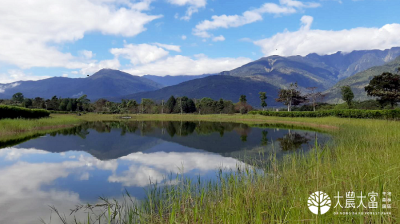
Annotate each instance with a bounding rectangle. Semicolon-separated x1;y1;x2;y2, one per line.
0;0;399;83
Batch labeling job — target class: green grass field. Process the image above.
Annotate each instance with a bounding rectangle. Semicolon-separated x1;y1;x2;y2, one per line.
1;114;398;223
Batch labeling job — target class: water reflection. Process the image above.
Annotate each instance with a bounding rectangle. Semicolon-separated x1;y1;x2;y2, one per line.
0;121;331;224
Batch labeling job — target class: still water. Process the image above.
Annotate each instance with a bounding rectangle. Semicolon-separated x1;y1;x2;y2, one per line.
0;121;330;224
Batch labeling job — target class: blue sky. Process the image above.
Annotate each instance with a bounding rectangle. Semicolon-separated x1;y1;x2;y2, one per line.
0;0;399;83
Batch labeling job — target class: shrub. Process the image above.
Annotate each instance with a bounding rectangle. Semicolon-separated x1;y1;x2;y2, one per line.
249;109;400;120
0;105;50;119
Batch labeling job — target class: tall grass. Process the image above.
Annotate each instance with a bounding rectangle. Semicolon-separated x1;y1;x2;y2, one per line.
40;115;399;223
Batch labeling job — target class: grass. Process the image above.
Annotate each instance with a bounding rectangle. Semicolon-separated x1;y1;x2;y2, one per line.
1;114;399;223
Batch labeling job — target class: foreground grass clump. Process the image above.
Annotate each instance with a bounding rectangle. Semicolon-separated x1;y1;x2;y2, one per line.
40;115;399;223
0;105;50;119
0;114;81;146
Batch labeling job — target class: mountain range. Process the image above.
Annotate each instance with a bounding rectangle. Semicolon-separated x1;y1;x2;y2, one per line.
0;69;162;100
143;74;214;87
1;47;399;107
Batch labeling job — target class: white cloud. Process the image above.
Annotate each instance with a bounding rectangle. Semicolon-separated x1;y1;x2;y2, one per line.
110;43;169;65
154;43;182;52
0;0;162;69
254;16;400;57
182;35;187;40
79;59;121;75
109;151;244;187
0;70;51;84
124;54;251;76
193;0;320;38
62;74;69;77
212;35;225;42
0;83;20;93
167;0;207;20
79;50;94;59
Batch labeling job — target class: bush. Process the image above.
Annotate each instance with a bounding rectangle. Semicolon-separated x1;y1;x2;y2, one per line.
0;105;50;119
249;109;400;120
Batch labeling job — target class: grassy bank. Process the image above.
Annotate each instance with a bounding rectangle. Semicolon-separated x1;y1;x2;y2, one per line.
1;114;398;223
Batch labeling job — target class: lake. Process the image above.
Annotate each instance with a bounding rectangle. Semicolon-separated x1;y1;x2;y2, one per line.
0;121;331;224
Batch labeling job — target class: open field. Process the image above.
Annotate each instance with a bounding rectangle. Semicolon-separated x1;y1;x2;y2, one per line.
1;114;399;223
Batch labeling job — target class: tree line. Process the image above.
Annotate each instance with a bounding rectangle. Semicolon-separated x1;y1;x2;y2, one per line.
0;94;254;114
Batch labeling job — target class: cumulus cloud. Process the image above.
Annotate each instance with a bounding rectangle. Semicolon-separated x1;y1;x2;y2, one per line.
154;43;182;52
193;0;320;38
124;54;251;76
110;44;169;65
212;35;225;42
0;70;51;84
109;151;244;187
0;0;162;69
168;0;207;20
79;50;94;59
79;59;121;75
182;35;187;40
254;16;400;57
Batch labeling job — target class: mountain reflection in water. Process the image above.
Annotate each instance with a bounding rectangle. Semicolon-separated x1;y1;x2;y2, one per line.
0;121;330;224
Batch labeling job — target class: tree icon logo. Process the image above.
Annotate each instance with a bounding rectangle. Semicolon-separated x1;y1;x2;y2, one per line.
308;191;331;215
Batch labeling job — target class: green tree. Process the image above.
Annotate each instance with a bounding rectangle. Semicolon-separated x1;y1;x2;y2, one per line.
276;83;306;111
33;97;45;109
46;96;60;110
186;99;196;113
341;85;354;108
77;95;90;111
166;96;176;113
22;98;32;108
239;95;247;103
59;99;69;111
12;92;24;103
66;100;73;111
141;98;154;114
259;92;267;111
364;72;400;109
218;98;225;114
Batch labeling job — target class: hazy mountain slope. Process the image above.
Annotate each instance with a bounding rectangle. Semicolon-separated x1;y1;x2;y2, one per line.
221;55;337;90
324;56;400;103
220;47;400;92
0;69;162;100
143;74;214;87
112;75;280;107
298;47;400;79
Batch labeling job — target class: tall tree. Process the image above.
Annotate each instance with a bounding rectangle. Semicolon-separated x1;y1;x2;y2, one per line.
166;96;176;113
66;100;73;111
275;83;306;111
141;98;154;114
364;72;400;109
187;99;197;113
239;95;247;103
33;97;45;109
259;92;267;111
12;92;24;103
22;98;32;108
218;98;225;114
306;87;325;111
341;85;354;108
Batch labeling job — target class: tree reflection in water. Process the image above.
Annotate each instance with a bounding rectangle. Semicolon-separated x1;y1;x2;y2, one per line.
277;130;311;151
